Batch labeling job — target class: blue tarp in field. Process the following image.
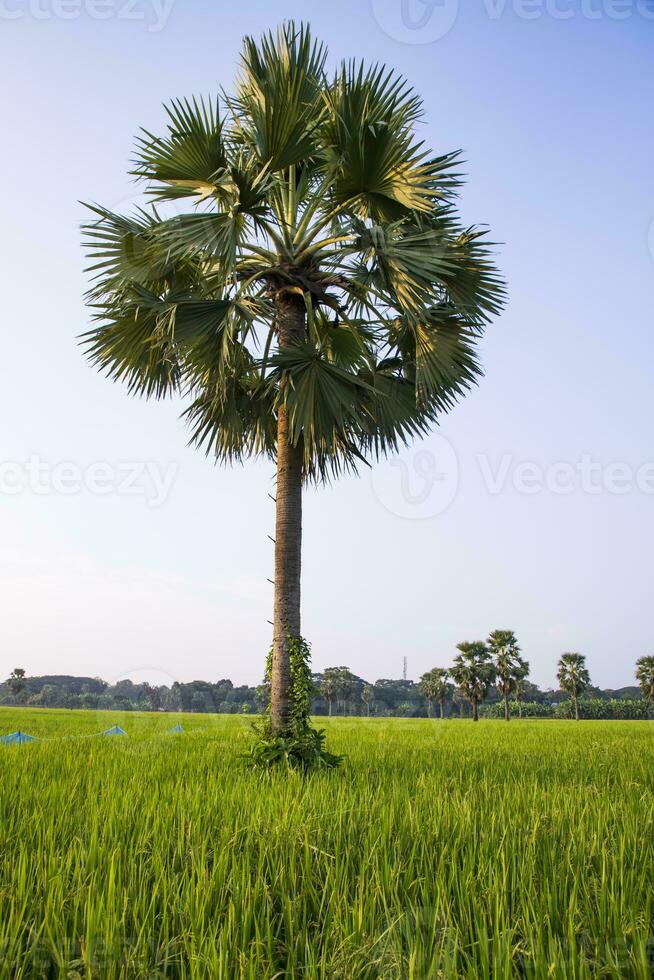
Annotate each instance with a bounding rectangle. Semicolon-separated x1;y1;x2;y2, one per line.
168;723;184;733
101;725;127;736
0;731;37;745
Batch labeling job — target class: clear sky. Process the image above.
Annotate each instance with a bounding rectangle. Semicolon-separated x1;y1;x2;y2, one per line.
1;0;652;690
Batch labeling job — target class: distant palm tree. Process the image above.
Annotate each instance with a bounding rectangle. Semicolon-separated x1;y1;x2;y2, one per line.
419;667;451;718
557;653;590;721
320;669;339;717
8;668;26;701
361;684;375;717
335;667;354;714
81;23;504;738
635;656;654;704
487;630;529;721
450;642;495;722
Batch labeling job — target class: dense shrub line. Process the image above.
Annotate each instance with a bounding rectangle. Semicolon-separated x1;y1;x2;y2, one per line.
480;699;652;720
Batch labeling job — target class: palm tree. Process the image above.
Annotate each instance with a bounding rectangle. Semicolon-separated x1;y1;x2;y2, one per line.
361;684;375;717
334;666;354;715
487;629;529;722
320;668;339;717
557;653;590;721
450;642;495;722
338;667;354;714
419;667;451;718
635;656;654;704
81;23;505;737
419;672;436;717
8;668;26;701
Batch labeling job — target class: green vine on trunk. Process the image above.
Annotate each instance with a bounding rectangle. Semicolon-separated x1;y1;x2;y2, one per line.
245;636;342;772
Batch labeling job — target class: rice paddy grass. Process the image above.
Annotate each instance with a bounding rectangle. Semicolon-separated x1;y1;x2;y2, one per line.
0;709;652;978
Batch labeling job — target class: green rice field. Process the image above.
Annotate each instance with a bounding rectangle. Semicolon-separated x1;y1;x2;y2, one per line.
0;709;652;978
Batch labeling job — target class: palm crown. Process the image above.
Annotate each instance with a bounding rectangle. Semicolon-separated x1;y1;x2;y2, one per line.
488;630;528;691
419;667;452;718
82;22;504;482
450;642;496;720
557;653;590;697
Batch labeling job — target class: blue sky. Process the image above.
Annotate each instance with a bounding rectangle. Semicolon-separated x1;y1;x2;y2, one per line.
1;1;652;689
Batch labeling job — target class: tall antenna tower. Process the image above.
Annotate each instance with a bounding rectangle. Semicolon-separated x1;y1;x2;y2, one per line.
402;656;407;681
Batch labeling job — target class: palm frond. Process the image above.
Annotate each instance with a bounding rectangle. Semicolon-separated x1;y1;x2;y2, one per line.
230;22;326;172
82;205;178;299
132;96;227;201
153;211;243;272
269;342;370;437
320;64;459;221
184;355;276;463
81;287;181;399
387;305;483;407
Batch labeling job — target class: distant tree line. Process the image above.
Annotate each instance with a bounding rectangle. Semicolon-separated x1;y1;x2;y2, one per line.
0;672;259;715
2;649;652;719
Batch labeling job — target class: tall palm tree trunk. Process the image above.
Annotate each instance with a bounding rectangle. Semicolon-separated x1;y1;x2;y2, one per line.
439;700;445;720
270;295;305;735
574;695;579;722
472;697;479;722
504;687;510;722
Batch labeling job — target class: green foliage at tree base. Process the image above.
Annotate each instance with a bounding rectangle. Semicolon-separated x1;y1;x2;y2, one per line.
246;636;343;772
244;721;342;772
